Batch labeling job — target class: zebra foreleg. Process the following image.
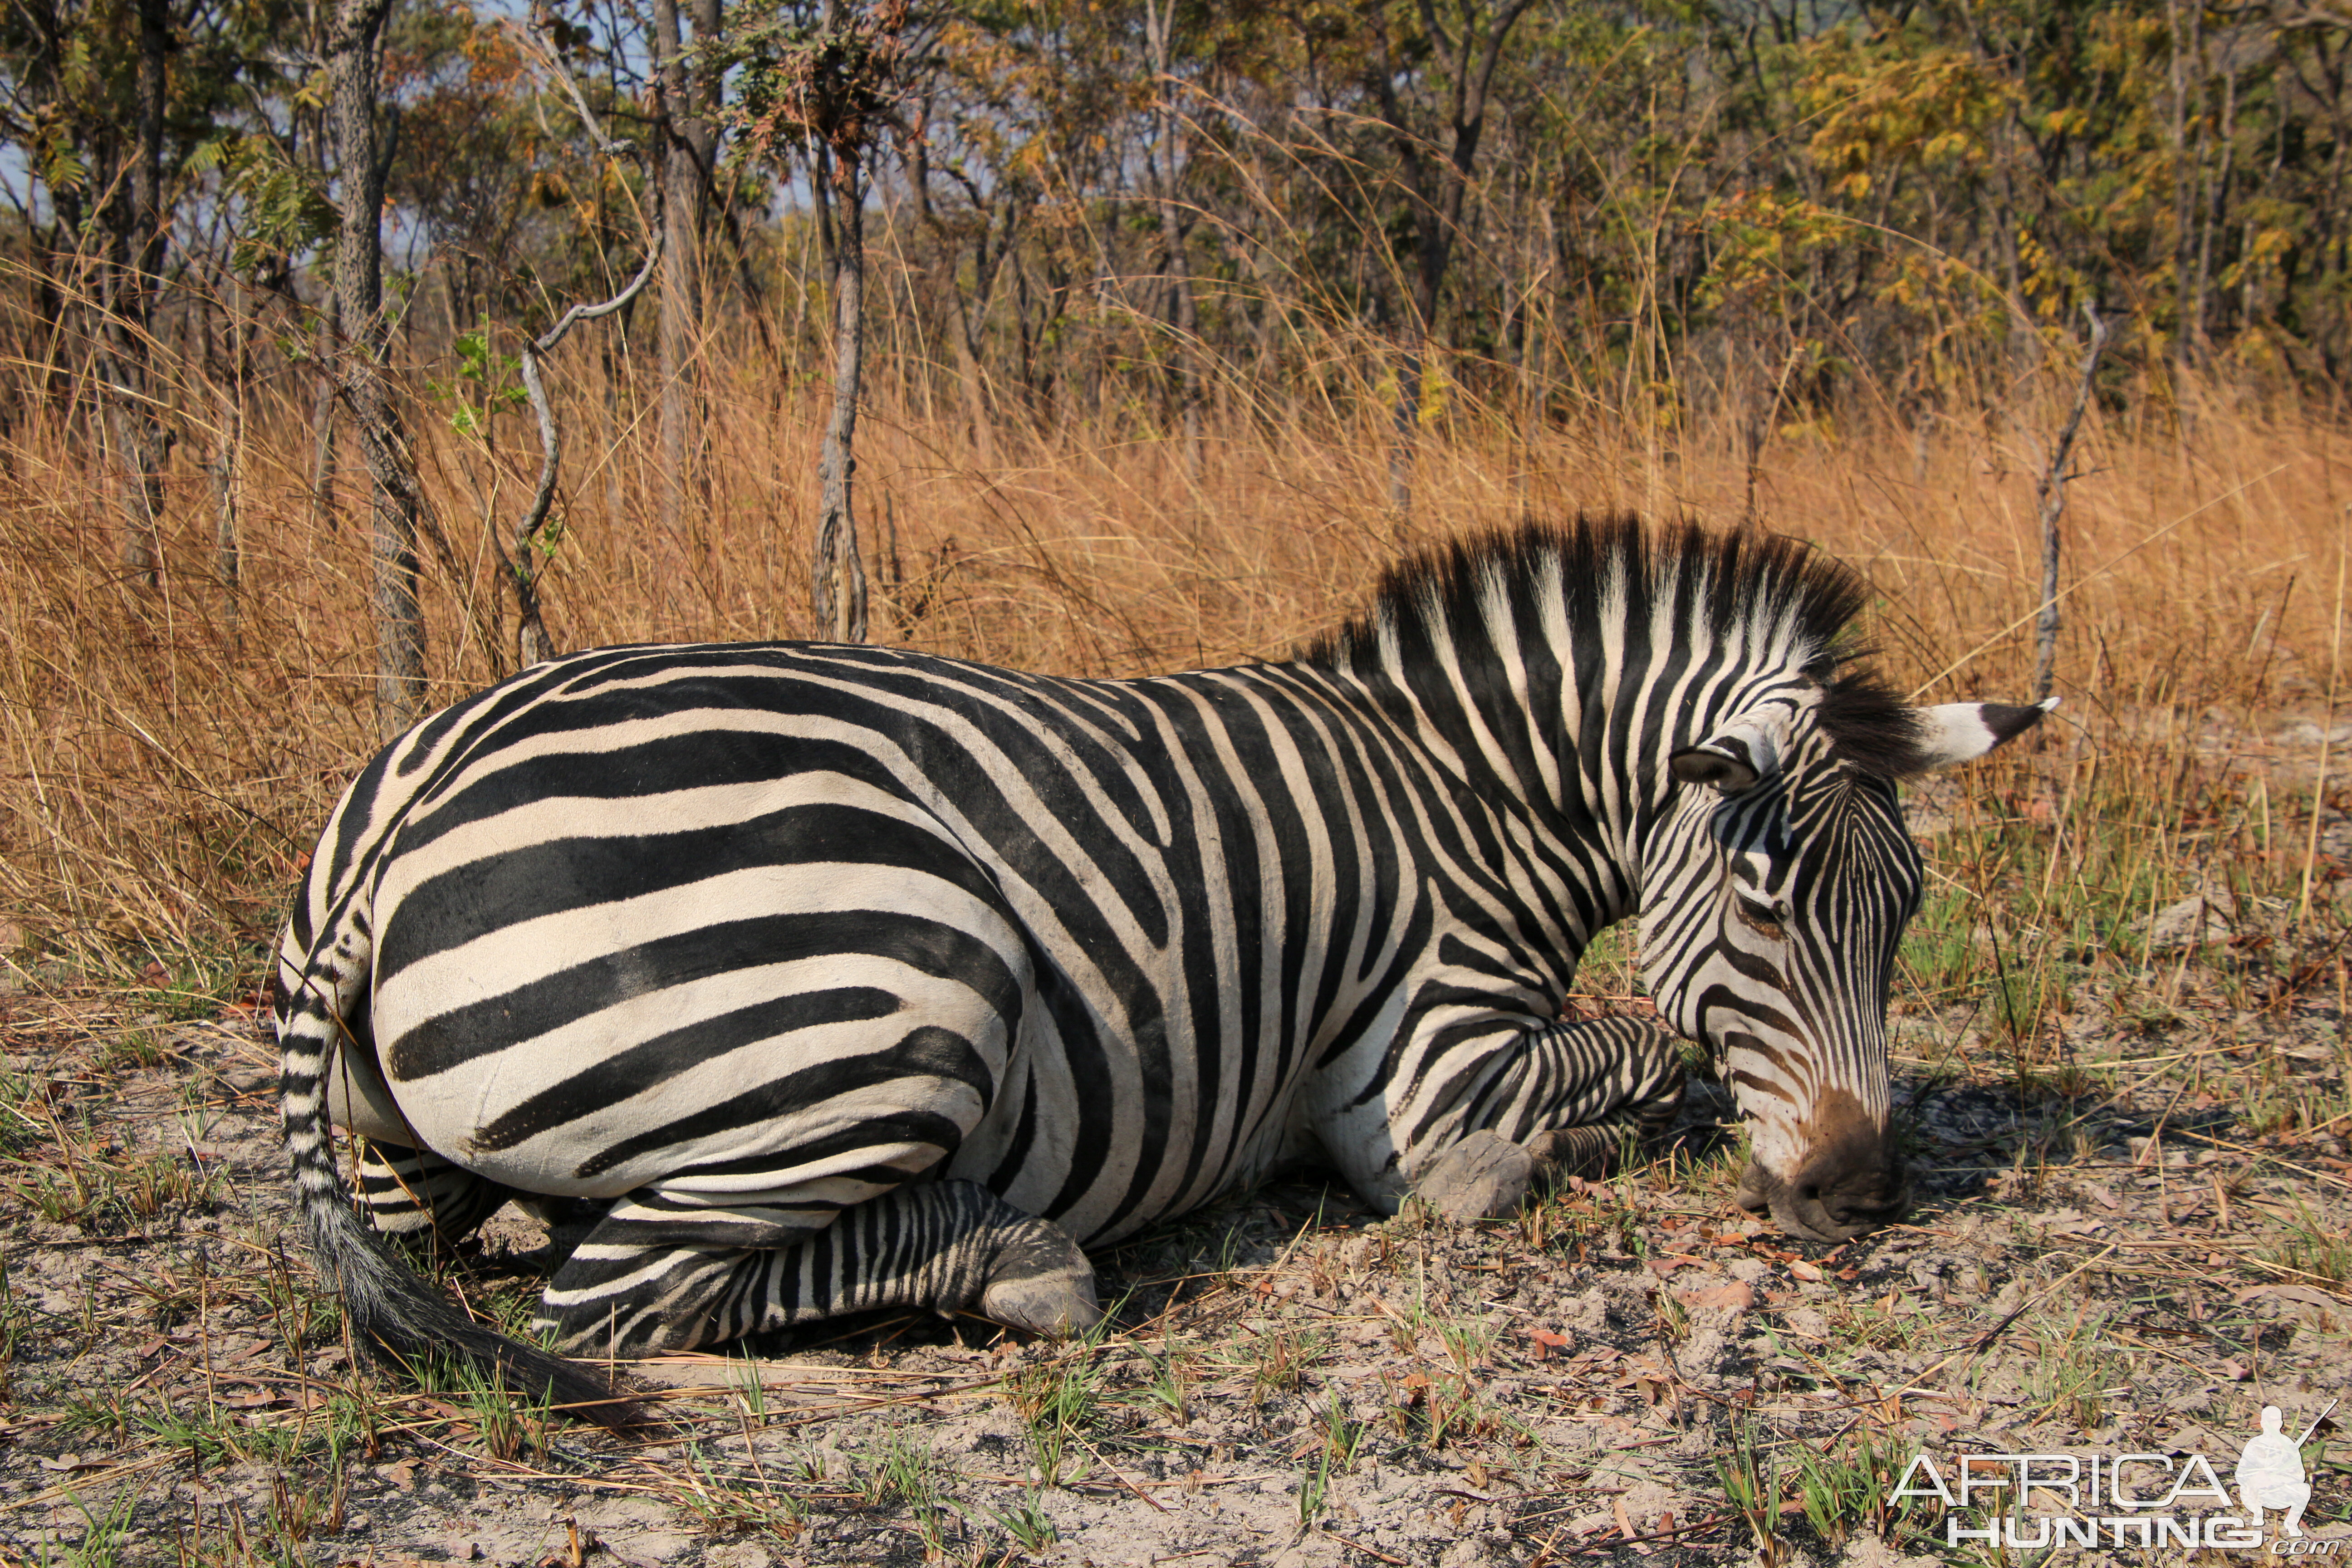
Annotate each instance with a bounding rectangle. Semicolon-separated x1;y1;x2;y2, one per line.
1413;1016;1687;1221
352;1139;519;1253
530;1179;1098;1357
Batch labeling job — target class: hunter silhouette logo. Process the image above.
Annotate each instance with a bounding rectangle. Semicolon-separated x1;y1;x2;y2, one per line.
1891;1399;2339;1551
2239;1403;2329;1539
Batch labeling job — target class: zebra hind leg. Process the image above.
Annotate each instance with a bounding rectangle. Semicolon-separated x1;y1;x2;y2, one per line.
530;1179;1099;1358
353;1139;520;1254
1415;1016;1687;1222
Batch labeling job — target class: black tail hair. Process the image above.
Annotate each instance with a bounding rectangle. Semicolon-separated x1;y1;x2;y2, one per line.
275;958;642;1430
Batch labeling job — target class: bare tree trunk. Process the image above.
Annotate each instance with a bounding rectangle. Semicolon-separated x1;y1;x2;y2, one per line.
2032;306;2111;705
206;271;248;642
1145;0;1200;489
795;0;900;643
2194;67;2238;350
649;0;705;609
813;139;869;643
945;279;995;466
309;292;340;532
104;0;172;592
909;122;1004;466
331;0;426;739
2166;0;2193;365
1367;0;1534;525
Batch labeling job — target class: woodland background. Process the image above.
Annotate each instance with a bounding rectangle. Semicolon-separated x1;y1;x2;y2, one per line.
2;0;2351;975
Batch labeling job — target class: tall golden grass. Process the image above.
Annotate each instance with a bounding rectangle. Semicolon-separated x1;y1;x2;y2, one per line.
1;284;2345;978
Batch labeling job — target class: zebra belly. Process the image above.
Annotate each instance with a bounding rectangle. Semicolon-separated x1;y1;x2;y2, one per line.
323;1039;412;1148
363;865;1023;1204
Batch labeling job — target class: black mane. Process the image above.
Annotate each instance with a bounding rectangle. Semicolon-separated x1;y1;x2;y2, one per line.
1296;515;1930;776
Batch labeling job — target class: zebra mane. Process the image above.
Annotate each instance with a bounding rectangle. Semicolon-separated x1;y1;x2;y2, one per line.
1298;514;1931;777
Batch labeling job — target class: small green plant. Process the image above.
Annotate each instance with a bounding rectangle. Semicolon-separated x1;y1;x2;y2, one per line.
968;1491;1059;1553
1131;1337;1192;1426
416;1353;553;1462
59;1389;132;1445
1717;1416;1785;1564
2259;1199;2352;1286
121;946;254;1024
58;1483;142;1568
1789;1425;1921;1550
1416;1367;1492;1451
1312;1392;1367;1468
861;1429;941;1514
676;1448;807;1537
23;1139;224;1233
270;1464;334;1547
1300;1443;1333;1523
132;1392;265;1468
2024;1313;2120;1432
1006;1307;1125;1486
733;1357;771;1425
1578;921;1642;995
1249;1322;1327;1398
1652;1286;1691;1345
0;1249;30;1396
115;1150;219;1219
428;319;529;439
321;1383;386;1468
0;1048;37;1128
1300;1393;1366;1521
95;1024;172;1072
859;1428;956;1553
1007;1349;1102;1486
1436;1317;1492;1373
27;1163;92;1226
1827;1290;1933;1352
256;1240;341;1370
1897;888;1976;1000
2242;1079;2352;1141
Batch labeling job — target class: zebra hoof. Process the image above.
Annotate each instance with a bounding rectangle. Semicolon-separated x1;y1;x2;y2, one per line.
1524;1125;1624;1182
978;1220;1100;1337
1416;1130;1536;1221
980;1262;1100;1337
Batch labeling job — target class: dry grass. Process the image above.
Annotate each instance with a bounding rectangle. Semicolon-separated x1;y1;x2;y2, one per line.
3;293;2349;983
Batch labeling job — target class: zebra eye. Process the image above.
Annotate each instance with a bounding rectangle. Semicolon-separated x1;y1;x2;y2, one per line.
1734;891;1789;930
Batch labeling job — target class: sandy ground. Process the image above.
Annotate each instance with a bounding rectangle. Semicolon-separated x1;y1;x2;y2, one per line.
2;952;2349;1566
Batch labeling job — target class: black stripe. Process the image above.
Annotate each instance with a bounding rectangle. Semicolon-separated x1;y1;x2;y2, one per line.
385;911;1019;1081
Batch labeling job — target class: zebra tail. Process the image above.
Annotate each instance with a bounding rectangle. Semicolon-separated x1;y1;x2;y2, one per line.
277;960;642;1431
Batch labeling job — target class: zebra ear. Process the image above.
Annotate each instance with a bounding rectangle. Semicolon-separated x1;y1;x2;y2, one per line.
1671;713;1787;795
1908;698;2058;771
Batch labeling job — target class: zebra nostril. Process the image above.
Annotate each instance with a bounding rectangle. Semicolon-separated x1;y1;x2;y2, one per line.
1821;1181;1909;1225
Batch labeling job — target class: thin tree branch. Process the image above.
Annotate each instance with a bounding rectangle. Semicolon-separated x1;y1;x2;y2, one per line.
2031;302;2114;704
508;231;664;666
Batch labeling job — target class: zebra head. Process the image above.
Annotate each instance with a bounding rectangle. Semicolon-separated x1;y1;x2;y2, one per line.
1639;684;2051;1241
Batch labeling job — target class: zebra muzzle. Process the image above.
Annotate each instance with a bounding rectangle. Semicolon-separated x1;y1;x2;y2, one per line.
1735;1087;1911;1243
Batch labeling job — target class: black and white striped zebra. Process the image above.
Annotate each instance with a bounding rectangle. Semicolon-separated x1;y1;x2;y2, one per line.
274;516;2046;1416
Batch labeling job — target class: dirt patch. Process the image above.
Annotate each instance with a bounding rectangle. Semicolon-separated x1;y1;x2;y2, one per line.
1;975;2348;1567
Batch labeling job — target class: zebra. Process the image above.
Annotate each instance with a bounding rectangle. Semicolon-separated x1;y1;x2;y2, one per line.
274;515;2048;1419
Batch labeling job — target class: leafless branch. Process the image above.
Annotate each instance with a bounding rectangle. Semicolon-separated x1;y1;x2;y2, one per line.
2031;303;2114;703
